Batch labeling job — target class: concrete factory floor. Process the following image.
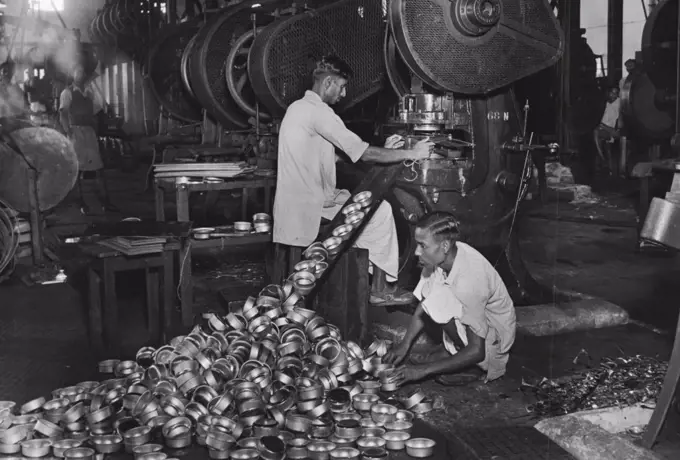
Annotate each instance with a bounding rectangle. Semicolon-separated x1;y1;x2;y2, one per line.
2;166;680;458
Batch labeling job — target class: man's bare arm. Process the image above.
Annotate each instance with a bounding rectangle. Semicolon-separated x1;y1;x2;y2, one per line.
420;324;485;377
59;109;70;135
360;145;417;163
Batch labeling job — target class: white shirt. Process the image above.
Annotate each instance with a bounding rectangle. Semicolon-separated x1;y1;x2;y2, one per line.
59;83;105;114
414;242;517;381
600;98;620;128
273;90;369;246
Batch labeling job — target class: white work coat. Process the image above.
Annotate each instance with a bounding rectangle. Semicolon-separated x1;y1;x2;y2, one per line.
273;90;368;246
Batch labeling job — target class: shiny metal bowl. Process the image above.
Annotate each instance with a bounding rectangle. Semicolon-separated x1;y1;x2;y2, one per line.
322;236;343;254
234;221;252;232
330;447;360;459
382;431;410;450
294;260;316;272
352;191;373;208
395;410;415;423
356;436;386;449
229;449;260;460
342;203;362;215
384;420;413;433
313;261;328;279
344;211;365;226
332;223;354;240
370;404;398;425
353;393;379;412
405;438;436;458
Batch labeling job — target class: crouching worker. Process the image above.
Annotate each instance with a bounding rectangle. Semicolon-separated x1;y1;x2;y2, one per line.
383;212;517;386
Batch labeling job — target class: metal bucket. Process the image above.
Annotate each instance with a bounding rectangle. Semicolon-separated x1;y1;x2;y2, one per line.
640;197;680;250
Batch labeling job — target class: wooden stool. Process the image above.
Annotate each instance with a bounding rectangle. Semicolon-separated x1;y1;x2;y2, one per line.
85;247;175;356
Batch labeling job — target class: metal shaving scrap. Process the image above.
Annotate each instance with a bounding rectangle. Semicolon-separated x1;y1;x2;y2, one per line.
522;355;668;417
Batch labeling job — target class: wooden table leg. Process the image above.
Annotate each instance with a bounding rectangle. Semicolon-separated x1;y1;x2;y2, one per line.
241;188;249;221
179;238;193;327
264;183;272;214
87;268;104;354
162;252;174;341
176;185;190;222
102;259;119;356
145;268;160;345
155;182;166;222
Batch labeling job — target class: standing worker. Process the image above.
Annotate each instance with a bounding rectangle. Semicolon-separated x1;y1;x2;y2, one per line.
59;66;118;214
274;55;434;306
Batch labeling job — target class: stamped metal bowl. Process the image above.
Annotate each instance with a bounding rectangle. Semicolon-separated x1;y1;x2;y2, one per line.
229;448;260;460
352;191;373;208
330;447;360;459
322;236;343;254
382;431;410;450
356;436;386;450
304;242;328;260
395;410;415;423
405;438;436;458
384;420;413;433
332;223;354;240
234;221;252;232
344;211;365;226
371;404;398;425
342;202;362;215
313;261;328;279
353;393;379;412
294;260;316;273
252;212;271;222
293;270;316;285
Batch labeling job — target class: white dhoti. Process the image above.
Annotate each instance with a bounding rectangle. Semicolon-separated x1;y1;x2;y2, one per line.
321;189;399;282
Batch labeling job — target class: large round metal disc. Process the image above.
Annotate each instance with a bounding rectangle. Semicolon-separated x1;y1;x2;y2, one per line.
148;21;203;123
0;128;78;212
641;0;677;91
390;0;563;94
249;0;386;117
621;72;674;139
190;1;280;128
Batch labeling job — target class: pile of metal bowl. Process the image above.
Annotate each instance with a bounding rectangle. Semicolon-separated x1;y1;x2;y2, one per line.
0;188;440;460
0;293;435;460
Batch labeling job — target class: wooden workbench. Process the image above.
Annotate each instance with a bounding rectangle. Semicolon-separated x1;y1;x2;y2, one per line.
154;175;276;326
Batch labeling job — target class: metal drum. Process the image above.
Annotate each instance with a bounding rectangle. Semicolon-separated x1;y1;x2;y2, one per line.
147;21;203;123
389;0;563;94
621;72;674;140
249;0;386;118
641;0;677;91
0;128;78;213
641;197;680;250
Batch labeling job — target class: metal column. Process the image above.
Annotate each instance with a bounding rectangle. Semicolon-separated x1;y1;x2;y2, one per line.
607;0;624;85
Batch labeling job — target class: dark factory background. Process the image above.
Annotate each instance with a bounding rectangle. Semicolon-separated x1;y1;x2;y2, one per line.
2;1;680;460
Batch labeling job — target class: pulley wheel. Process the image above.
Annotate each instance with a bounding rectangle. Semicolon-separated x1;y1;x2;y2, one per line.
641;0;677;91
384;27;440;97
621;72;674;140
181;32;201;100
225;28;271;121
0;128;78;213
148;21;203;123
190;0;280;128
389;0;563;94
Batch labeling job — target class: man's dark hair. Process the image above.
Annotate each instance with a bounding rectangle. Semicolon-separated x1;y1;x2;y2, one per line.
416;212;460;243
312;55;353;82
625;58;636;66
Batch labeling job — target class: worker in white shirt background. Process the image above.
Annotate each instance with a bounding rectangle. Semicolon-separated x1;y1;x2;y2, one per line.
594;85;621;175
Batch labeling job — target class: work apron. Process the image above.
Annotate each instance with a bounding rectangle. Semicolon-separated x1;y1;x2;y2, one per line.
69;88;103;172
